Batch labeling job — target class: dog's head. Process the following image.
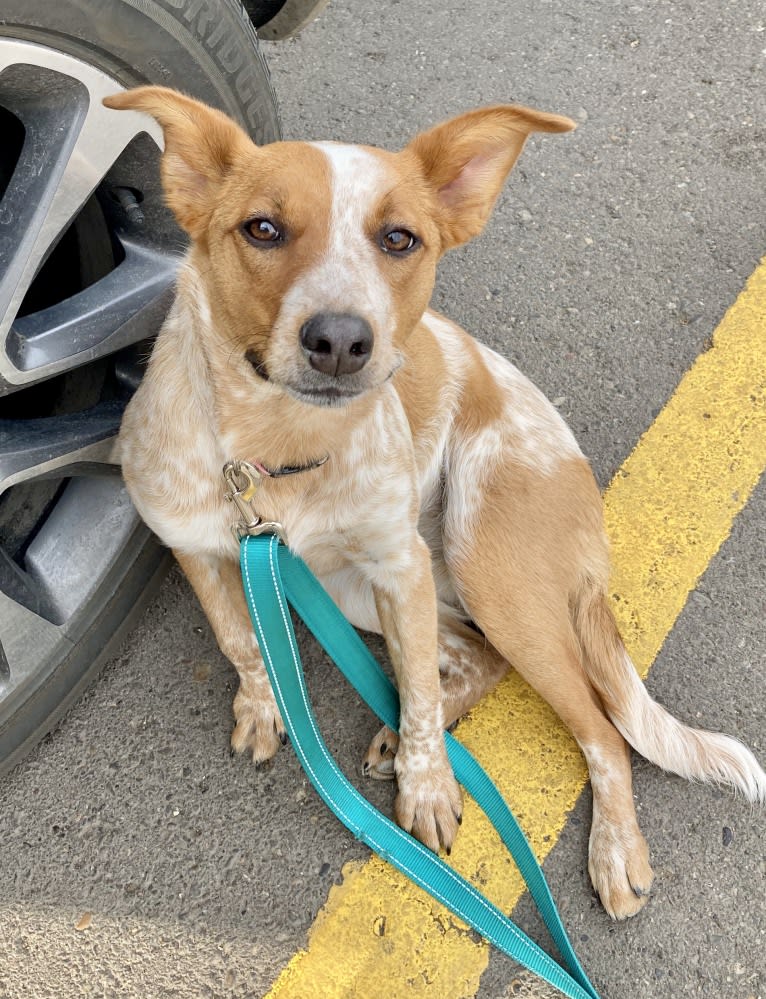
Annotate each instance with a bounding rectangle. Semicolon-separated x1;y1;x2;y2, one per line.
104;87;573;407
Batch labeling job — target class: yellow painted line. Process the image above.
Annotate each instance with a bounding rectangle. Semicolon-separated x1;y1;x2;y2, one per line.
267;260;766;999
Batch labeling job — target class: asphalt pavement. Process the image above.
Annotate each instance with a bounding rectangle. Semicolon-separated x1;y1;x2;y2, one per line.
1;1;764;997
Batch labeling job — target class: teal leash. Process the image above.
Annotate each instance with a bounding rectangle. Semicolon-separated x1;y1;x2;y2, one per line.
240;532;601;999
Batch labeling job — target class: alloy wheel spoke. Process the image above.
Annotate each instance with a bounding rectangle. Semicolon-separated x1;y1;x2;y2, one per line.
7;237;177;373
0;400;123;496
0;41;166;387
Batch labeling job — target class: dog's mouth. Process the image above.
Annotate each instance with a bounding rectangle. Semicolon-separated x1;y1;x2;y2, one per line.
245;348;371;407
286;384;365;407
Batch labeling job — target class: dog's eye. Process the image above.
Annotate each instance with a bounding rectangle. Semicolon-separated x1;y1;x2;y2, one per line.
380;228;418;254
242;218;283;246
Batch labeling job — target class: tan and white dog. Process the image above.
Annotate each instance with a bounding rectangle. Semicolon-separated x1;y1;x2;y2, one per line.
105;87;765;920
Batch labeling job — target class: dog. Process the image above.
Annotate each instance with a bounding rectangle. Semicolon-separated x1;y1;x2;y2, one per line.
104;86;766;920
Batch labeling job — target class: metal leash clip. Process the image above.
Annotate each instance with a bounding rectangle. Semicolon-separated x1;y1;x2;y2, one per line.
223;460;285;541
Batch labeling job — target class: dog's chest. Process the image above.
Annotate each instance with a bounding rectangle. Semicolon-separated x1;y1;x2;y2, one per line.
122;358;439;583
218;392;424;570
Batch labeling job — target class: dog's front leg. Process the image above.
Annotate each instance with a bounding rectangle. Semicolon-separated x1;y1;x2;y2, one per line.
372;536;463;853
174;550;286;763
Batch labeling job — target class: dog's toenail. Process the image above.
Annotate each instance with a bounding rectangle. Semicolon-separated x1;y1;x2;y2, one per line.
279;731;288;746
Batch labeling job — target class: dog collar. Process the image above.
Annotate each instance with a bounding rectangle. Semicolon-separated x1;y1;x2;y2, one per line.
248;454;329;478
223;456;328;542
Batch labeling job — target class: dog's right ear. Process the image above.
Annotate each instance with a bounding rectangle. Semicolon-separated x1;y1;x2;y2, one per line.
103;86;255;238
406;104;575;251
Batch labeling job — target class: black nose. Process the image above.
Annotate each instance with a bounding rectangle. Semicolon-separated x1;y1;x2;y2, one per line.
299;312;374;376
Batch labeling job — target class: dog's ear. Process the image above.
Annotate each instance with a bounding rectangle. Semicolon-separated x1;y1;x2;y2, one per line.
406;105;575;250
103;86;255;238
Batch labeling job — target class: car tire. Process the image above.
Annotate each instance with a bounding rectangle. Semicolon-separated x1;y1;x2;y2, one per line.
0;0;280;774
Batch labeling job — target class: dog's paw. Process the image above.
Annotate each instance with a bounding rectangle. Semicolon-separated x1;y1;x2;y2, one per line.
588;821;654;920
362;725;399;780
394;754;463;854
231;682;286;765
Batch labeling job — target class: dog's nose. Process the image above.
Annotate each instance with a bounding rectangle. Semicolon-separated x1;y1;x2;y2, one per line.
299;313;373;376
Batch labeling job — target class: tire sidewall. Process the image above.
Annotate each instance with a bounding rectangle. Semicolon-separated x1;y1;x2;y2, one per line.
0;0;280;142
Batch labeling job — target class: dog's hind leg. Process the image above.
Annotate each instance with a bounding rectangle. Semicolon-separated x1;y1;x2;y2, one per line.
478;611;653;919
174;550;286;764
451;501;654;917
364;593;653;917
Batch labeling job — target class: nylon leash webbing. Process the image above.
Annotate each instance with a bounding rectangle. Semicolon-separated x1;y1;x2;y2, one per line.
240;533;600;999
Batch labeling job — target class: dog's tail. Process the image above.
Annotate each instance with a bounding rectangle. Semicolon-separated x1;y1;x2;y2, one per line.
572;578;766;804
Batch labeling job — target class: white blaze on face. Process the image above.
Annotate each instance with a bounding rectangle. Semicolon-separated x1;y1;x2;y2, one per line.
275;142;394;339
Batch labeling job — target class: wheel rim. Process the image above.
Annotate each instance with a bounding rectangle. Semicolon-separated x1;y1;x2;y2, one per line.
0;39;177;744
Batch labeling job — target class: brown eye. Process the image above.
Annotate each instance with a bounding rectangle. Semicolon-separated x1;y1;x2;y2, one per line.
380;228;418;254
242;218;283;245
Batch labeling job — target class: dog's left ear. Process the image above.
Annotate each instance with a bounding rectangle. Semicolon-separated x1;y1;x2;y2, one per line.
406;105;575;250
103;86;255;238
